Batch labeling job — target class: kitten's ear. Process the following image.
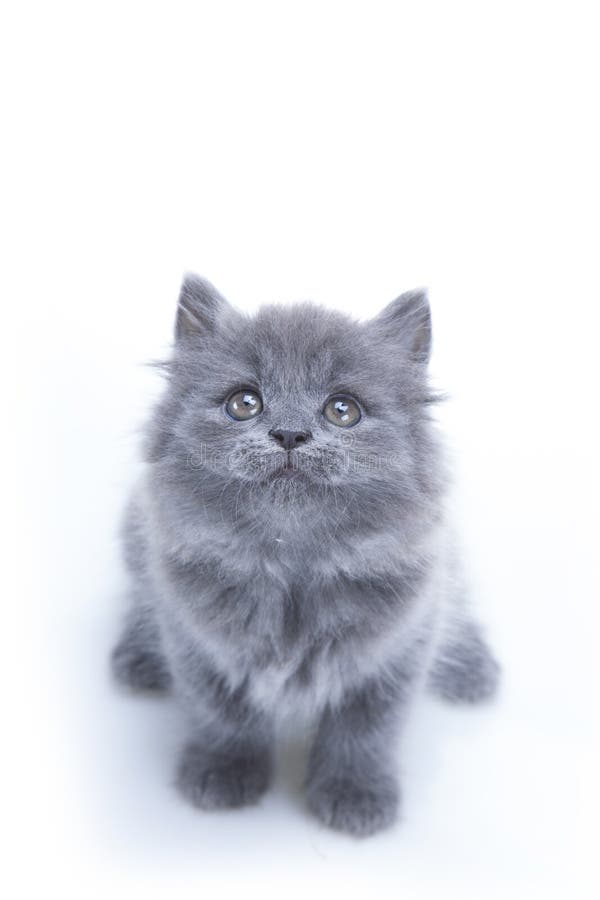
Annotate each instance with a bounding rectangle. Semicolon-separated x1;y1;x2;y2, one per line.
175;273;229;341
372;288;432;364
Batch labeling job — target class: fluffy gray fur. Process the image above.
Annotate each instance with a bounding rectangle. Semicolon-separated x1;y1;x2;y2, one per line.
111;274;500;837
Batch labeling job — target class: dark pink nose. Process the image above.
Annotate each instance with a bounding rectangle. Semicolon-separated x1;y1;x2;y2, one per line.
268;429;311;451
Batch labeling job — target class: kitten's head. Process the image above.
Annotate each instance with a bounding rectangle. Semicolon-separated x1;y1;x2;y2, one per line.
148;275;444;532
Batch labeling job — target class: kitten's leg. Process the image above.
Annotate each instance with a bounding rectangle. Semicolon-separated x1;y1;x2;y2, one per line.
427;616;500;704
174;659;274;811
111;601;172;691
111;493;171;691
305;648;426;837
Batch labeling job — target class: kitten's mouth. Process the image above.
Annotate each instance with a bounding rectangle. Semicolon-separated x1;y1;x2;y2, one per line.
272;459;300;478
270;453;303;479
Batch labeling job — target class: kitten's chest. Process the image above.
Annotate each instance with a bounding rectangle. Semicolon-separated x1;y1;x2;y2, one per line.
196;578;364;717
175;544;426;718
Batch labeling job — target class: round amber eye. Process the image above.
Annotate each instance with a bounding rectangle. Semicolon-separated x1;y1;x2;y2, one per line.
225;389;263;421
323;395;361;427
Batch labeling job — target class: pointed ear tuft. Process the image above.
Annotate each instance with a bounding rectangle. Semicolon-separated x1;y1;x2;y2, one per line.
373;288;432;364
175;274;228;341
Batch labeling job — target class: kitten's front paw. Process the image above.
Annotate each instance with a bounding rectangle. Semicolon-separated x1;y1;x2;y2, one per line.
306;774;399;837
176;743;271;810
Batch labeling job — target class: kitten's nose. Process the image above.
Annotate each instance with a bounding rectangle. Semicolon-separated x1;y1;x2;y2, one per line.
269;429;311;451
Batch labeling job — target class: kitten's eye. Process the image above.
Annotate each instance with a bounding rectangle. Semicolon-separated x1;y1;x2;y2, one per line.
225;389;263;421
323;395;362;427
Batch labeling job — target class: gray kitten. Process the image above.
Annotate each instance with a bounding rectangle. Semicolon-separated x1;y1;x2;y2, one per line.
111;275;499;837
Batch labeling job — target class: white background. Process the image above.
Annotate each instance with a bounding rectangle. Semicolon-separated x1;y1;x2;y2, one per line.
3;2;599;898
